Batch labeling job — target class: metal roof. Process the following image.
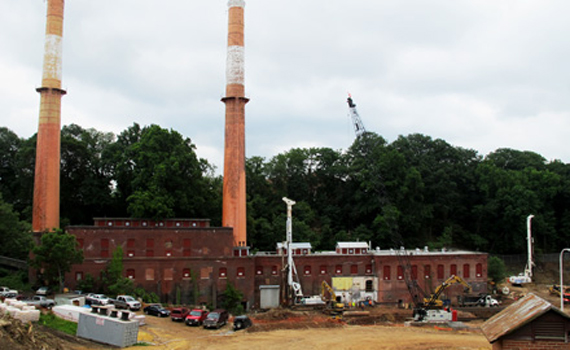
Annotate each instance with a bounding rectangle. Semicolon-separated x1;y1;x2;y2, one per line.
480;293;570;343
276;242;312;249
336;242;369;249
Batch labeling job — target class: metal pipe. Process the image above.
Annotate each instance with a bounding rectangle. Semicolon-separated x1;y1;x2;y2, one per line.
560;248;570;311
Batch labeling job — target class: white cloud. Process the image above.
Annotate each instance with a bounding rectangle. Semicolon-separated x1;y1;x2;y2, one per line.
1;0;569;172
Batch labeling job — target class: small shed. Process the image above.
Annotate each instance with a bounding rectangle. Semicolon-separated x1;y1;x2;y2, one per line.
481;293;570;350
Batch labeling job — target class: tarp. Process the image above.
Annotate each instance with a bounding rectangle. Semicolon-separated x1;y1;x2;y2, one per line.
332;277;353;291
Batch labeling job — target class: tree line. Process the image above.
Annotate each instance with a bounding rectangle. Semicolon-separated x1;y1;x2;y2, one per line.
1;124;569;259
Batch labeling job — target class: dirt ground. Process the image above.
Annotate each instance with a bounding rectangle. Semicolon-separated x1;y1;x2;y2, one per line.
3;280;564;350
64;308;492;350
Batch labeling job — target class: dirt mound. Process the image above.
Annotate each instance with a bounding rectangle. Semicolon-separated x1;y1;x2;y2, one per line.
251;308;307;321
247;317;343;333
0;315;67;350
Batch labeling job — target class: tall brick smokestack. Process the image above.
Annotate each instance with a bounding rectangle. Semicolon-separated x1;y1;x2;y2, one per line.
33;0;66;233
222;0;249;247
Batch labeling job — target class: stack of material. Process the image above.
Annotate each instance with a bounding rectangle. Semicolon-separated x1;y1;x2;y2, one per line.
52;305;89;323
0;299;40;322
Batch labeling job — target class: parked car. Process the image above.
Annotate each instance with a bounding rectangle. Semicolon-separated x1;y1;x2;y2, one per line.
113;295;141;311
185;309;208;326
85;293;111;306
0;286;18;298
144;304;170;317
233;315;253;331
203;309;229;329
24;295;55;309
170;307;189;322
36;286;51;296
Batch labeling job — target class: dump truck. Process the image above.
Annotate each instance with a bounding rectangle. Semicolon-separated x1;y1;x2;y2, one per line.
457;294;500;307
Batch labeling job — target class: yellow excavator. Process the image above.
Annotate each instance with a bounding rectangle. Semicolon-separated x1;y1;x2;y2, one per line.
321;281;345;316
423;275;472;308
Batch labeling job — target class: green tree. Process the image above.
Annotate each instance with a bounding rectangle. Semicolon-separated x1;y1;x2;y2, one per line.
222;283;244;315
487;256;507;284
31;229;84;292
106;123;218;220
0;193;32;260
102;246;134;296
60;124;116;225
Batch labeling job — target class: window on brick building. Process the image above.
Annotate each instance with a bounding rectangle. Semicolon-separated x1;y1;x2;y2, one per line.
237;267;245;277
145;268;154;281
219;267;227;278
127;239;135;248
342;248;347;254
183;268;191;279
183;239;191;256
127;269;135;279
383;266;391;280
397;266;404;280
101;238;109;258
75;271;83;281
165;240;173;257
271;266;278;276
424;265;431;279
437;264;444;279
365;264;372;274
320;265;327;275
350;264;358;275
411;265;418;280
365;280;373;292
164;268;173;281
146;239;154;257
476;263;483;277
256;266;263;275
335;265;342;274
450;264;457;276
304;266;312;275
463;264;470;278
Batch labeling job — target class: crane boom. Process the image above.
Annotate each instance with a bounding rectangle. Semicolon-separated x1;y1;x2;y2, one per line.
347;94;366;137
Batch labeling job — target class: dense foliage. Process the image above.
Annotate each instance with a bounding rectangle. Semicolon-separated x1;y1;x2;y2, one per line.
1;124;569;257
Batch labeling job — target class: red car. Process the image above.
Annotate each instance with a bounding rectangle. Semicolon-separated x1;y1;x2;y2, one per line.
170;307;189;322
185;309;208;326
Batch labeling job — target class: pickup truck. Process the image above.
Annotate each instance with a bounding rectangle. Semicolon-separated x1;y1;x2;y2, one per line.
113;295;141;311
85;293;112;306
25;295;55;308
0;286;18;298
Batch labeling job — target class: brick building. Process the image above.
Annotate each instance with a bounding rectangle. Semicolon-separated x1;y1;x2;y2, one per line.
64;218;488;309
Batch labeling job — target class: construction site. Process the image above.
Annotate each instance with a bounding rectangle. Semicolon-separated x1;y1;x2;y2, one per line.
4;0;568;349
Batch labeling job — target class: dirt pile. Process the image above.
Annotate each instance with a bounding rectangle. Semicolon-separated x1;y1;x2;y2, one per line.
0;314;66;350
247;308;344;333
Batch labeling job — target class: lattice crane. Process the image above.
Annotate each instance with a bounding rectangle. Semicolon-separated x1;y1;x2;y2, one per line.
347;93;367;137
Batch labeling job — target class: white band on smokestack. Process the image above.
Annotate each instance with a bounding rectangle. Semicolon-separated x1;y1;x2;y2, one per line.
43;34;63;82
228;0;245;8
226;45;244;85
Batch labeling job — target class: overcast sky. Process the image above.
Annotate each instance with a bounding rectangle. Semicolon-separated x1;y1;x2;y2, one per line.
2;1;569;173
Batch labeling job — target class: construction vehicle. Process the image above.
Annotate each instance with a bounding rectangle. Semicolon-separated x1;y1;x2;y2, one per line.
346;93;367;138
549;285;570;304
508;215;535;285
423;275;472;308
457;294;500;307
320;281;345;316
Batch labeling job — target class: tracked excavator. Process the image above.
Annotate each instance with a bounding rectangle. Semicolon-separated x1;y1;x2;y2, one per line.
321;281;345;317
